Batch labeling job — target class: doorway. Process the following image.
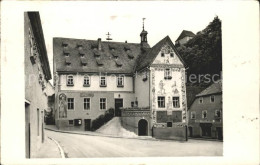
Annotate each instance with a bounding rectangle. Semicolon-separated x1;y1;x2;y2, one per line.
216;127;223;140
84;119;91;131
188;126;193;137
200;123;212;137
115;99;123;117
138;119;148;136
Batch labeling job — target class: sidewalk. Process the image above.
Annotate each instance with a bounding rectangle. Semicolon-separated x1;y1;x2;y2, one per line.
45;124;156;141
32;134;61;158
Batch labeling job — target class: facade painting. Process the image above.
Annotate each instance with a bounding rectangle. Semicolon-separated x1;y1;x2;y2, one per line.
59;93;67;118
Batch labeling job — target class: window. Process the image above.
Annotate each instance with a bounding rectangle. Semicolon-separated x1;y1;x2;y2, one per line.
117;75;124;87
164;69;172;79
210;95;215;103
170;53;174;57
131;101;134;107
69;120;74;125
67;98;74;110
100;98;106;110
215;110;221;118
202;110;207;119
199;97;203;104
191;111;196;119
172;97;180;108
167;122;172;127
83;76;90;87
158;96;165;108
84;98;90;110
74;119;82;126
67;75;74;86
100;76;107;87
161;52;165;57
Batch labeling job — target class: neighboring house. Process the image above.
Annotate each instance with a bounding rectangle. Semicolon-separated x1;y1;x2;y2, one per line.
45;81;55;124
24;12;52;158
188;81;222;140
53;24;188;140
175;30;195;45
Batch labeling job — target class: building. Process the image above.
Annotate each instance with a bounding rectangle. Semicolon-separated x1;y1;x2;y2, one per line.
188;81;222;140
175;30;195;45
53;23;188;140
24;12;52;158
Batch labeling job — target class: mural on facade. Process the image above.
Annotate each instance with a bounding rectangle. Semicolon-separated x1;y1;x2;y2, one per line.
59;93;67;118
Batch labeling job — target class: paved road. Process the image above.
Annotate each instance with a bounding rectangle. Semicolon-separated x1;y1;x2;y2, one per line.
46;130;222;158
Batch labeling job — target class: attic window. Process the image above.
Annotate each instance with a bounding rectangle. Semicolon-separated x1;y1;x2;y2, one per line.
170;53;174;57
161;52;165;57
115;60;122;67
111;52;118;58
91;43;98;49
62;41;68;47
127;52;134;59
93;51;101;57
96;59;104;66
65;57;71;66
81;58;87;66
77;43;83;49
63;50;70;56
109;44;116;51
79;50;85;57
124;45;130;51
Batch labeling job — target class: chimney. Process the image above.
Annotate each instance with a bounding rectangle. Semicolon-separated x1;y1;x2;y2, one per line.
98;38;102;50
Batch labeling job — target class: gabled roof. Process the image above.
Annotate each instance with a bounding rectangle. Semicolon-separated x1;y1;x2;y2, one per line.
175;30;195;41
135;36;186;71
196;80;222;97
53;38;144;74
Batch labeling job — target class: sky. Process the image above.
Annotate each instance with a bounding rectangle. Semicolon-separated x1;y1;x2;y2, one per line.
38;1;224;83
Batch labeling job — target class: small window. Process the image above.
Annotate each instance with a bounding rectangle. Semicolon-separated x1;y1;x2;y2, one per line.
100;76;107;87
191;111;196;119
215;110;221;118
69;120;74;125
84;98;90;110
161;52;165;57
172;97;180;108
67;75;74;86
202;110;207;119
167;122;172;127
135;101;138;107
100;98;106;110
83;76;90;87
158;96;165;108
74;119;82;126
67;98;74;110
210;95;215;103
164;69;172;79
199;97;203;104
170;53;174;57
117;75;124;87
131;101;134;107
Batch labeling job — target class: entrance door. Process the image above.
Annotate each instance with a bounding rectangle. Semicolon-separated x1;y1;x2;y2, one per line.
115;99;123;117
84;119;91;131
216;127;223;140
188;127;193;137
138;119;148;136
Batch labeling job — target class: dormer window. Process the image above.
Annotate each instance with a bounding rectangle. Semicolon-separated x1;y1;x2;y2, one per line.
63;50;70;56
109;44;116;51
65;57;71;66
67;75;74;86
79;50;85;57
100;76;107;87
96;59;103;66
164;69;172;80
127;52;134;59
83;75;90;87
111;52;118;58
62;41;68;47
91;43;98;50
93;51;101;57
124;45;130;51
77;43;83;49
115;60;122;67
81;58;87;66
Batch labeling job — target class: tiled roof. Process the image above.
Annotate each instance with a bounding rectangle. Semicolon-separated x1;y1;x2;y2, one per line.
53;38;144;74
135;36;186;71
196;81;222;97
175;30;195;41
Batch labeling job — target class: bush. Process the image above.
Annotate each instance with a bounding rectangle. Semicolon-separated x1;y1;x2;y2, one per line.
91;108;115;131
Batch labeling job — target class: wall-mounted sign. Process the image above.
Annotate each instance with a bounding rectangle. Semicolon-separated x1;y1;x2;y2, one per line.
80;93;94;97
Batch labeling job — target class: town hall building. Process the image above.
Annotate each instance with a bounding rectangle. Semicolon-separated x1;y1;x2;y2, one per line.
53;22;188;140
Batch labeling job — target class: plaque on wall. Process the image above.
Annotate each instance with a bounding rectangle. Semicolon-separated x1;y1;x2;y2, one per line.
80;93;94;97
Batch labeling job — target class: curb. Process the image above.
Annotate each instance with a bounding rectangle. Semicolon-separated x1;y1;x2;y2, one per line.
45;127;157;141
48;136;66;158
